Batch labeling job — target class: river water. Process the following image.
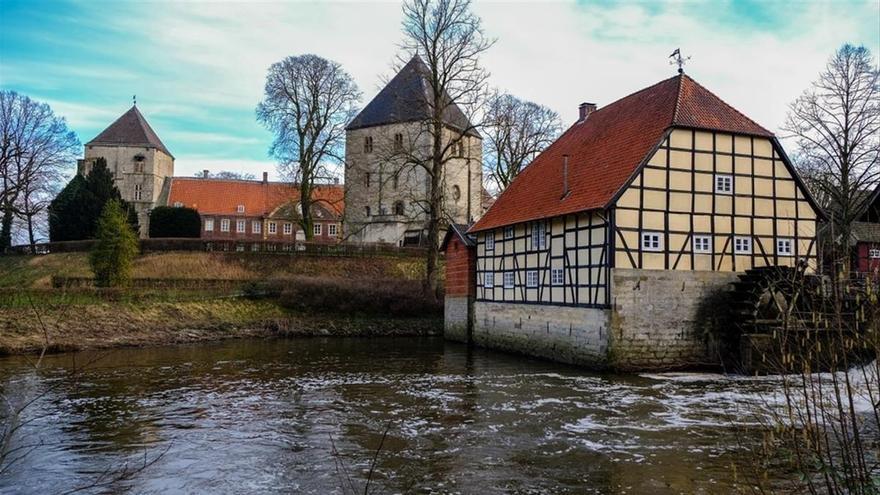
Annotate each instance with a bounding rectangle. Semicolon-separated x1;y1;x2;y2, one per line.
0;337;868;494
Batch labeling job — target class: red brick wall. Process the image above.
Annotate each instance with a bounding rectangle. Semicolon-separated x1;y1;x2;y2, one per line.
198;215;341;243
856;242;880;274
445;236;475;297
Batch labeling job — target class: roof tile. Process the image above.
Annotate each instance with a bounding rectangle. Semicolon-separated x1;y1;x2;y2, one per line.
167;178;344;218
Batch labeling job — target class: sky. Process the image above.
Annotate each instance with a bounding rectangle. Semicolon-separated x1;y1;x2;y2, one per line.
1;0;879;181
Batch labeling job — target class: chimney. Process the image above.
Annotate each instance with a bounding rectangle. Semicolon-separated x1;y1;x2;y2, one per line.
562;154;570;198
262;171;268;183
202;169;209;179
333;177;340;185
578;102;597;122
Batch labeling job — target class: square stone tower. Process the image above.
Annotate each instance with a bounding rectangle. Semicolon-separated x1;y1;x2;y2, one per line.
344;55;483;246
79;105;174;237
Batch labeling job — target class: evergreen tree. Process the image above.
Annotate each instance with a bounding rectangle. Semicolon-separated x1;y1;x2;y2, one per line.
48;158;140;241
89;200;139;287
149;206;201;238
48;174;88;241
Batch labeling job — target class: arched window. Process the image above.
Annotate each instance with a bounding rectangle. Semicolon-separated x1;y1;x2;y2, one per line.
394;201;405;216
392;173;399;190
365;206;371;217
452;185;461;202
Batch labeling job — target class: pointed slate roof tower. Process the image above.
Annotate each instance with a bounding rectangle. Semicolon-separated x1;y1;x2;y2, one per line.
347;55;480;137
87;105;173;158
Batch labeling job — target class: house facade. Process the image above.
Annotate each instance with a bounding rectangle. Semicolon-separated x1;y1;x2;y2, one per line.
459;74;822;369
78;105;174;237
852;185;880;275
163;175;343;243
344;55;483;246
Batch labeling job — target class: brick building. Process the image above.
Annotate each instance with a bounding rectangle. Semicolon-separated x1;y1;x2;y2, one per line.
440;224;476;342
852;185;880;275
162;175;343;242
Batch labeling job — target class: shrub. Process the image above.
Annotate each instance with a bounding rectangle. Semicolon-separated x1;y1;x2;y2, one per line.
149;206;201;238
278;277;442;317
89;200;139;287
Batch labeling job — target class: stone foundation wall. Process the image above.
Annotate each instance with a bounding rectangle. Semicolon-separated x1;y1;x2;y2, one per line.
609;268;738;370
444;296;472;343
473;301;609;367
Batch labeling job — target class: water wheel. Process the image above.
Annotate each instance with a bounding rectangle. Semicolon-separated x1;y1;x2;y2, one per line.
729;266;810;334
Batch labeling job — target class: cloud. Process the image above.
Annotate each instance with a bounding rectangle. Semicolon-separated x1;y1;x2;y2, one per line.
2;0;878;174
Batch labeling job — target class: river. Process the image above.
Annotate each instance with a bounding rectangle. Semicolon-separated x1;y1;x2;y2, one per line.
0;337;868;494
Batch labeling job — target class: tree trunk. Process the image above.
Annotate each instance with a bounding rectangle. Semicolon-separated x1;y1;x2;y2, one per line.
300;179;314;241
424;118;444;300
0;203;13;252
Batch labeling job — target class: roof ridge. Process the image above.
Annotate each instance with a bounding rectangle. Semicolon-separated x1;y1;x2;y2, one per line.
671;73;685;125
676;75;772;135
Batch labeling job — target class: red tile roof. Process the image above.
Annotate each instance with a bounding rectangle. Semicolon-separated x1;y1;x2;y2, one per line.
471;74;773;232
167;177;344;218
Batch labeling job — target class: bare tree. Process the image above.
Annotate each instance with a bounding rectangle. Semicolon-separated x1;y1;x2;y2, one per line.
195;170;256;181
783;44;879;261
484;91;561;192
256;55;360;240
0;91;79;251
398;0;493;297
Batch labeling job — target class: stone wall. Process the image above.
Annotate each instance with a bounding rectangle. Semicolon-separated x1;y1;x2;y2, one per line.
609;268;738;370
444;296;472;343
473;301;609;367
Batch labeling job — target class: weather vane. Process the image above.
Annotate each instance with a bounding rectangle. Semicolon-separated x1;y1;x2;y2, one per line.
669;48;690;74
133;94;137;106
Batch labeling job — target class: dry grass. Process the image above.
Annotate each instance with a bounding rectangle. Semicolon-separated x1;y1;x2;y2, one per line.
0;252;427;289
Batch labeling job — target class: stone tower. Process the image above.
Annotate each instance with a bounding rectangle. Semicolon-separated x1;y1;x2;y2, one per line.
344;55;482;246
79;105;174;237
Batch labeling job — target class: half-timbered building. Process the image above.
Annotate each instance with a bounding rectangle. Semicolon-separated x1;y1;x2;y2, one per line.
460;73;823;369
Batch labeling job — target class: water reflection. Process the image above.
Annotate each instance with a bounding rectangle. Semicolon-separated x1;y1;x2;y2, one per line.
0;337;800;494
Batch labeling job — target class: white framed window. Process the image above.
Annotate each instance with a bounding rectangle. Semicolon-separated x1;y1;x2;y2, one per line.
531;222;546;250
485;232;495;251
693;235;711;253
715;174;733;194
776;238;793;256
314;224;322;236
237;204;245;213
328;224;338;236
484;272;494;288
252;221;261;234
236;219;246;233
641;232;662;252
551;268;564;285
869;249;880;259
526;270;539;288
283;222;292;235
251;243;260;252
173;201;183;208
503;272;515;289
268;221;277;234
734;236;752;254
204;218;214;232
134;184;143;201
504;226;514;239
220;219;230;232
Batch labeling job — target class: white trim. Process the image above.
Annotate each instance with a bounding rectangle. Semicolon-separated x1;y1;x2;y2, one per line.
220;219;230;232
714;174;733;194
484;272;494;288
776;238;793;256
734;236;752;254
503;272;515;289
204;218;214;232
550;268;564;285
641;232;662;252
485;232;495;251
693;235;711;253
526;270;538;288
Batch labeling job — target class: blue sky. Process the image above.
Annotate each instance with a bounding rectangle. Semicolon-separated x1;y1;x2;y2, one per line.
2;0;878;180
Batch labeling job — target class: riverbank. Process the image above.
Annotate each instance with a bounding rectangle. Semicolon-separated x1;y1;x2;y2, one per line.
0;298;442;355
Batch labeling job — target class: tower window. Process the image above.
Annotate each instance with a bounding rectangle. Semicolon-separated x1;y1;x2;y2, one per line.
364;136;373;153
364;172;371;188
134;184;143;201
452;185;461;202
394;133;403;151
394;201;405;215
457;141;465;157
392;173;399;190
134;162;144;173
365;206;371;217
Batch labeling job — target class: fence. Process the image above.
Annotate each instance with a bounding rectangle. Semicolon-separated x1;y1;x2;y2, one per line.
7;238;427;258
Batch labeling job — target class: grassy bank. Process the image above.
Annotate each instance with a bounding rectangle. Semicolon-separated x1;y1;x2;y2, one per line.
0;252;442;355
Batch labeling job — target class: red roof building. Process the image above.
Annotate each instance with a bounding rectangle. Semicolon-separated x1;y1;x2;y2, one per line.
163;176;344;242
